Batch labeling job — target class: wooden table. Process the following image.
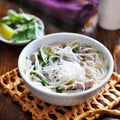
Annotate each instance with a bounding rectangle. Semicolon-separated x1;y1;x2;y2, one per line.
0;0;120;119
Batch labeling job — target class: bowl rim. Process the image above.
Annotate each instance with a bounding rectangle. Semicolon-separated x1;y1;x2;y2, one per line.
18;32;114;98
0;14;44;45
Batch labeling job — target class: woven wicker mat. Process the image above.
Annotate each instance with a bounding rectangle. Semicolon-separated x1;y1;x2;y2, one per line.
0;68;120;120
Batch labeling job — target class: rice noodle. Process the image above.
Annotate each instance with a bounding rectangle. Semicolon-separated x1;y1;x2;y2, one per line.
24;41;108;93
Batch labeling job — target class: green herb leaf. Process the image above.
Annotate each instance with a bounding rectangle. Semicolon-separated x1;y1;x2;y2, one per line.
0;9;43;42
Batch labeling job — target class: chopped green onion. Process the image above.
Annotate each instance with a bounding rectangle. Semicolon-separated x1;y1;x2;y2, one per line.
56;87;63;93
30;71;49;86
65;80;74;85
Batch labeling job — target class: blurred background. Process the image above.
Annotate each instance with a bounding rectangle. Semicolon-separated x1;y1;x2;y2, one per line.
0;0;99;36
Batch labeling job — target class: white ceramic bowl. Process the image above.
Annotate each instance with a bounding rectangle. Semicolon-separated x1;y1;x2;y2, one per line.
18;32;114;106
0;14;44;45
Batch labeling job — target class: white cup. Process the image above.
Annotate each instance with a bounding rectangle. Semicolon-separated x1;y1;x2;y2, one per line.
98;0;120;30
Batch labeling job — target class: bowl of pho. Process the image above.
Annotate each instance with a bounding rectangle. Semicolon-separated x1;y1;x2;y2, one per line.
18;32;114;106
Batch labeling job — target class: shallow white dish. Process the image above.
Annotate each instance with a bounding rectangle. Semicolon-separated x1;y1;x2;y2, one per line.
0;35;30;45
18;32;114;106
0;14;44;45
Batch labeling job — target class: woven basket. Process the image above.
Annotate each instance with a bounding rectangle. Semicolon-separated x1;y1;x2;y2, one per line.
0;68;120;120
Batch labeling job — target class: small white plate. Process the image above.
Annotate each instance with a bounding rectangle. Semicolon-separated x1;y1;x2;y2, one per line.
0;35;31;45
0;14;45;45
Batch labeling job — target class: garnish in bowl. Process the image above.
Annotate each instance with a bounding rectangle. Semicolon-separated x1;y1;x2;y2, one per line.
0;9;44;45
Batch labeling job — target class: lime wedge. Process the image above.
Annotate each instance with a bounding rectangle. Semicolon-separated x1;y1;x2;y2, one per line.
0;23;14;40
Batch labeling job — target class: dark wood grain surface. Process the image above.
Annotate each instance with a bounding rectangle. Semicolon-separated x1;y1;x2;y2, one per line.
0;0;120;120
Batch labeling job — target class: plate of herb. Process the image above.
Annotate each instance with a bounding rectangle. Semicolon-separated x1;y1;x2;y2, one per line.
0;9;44;45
